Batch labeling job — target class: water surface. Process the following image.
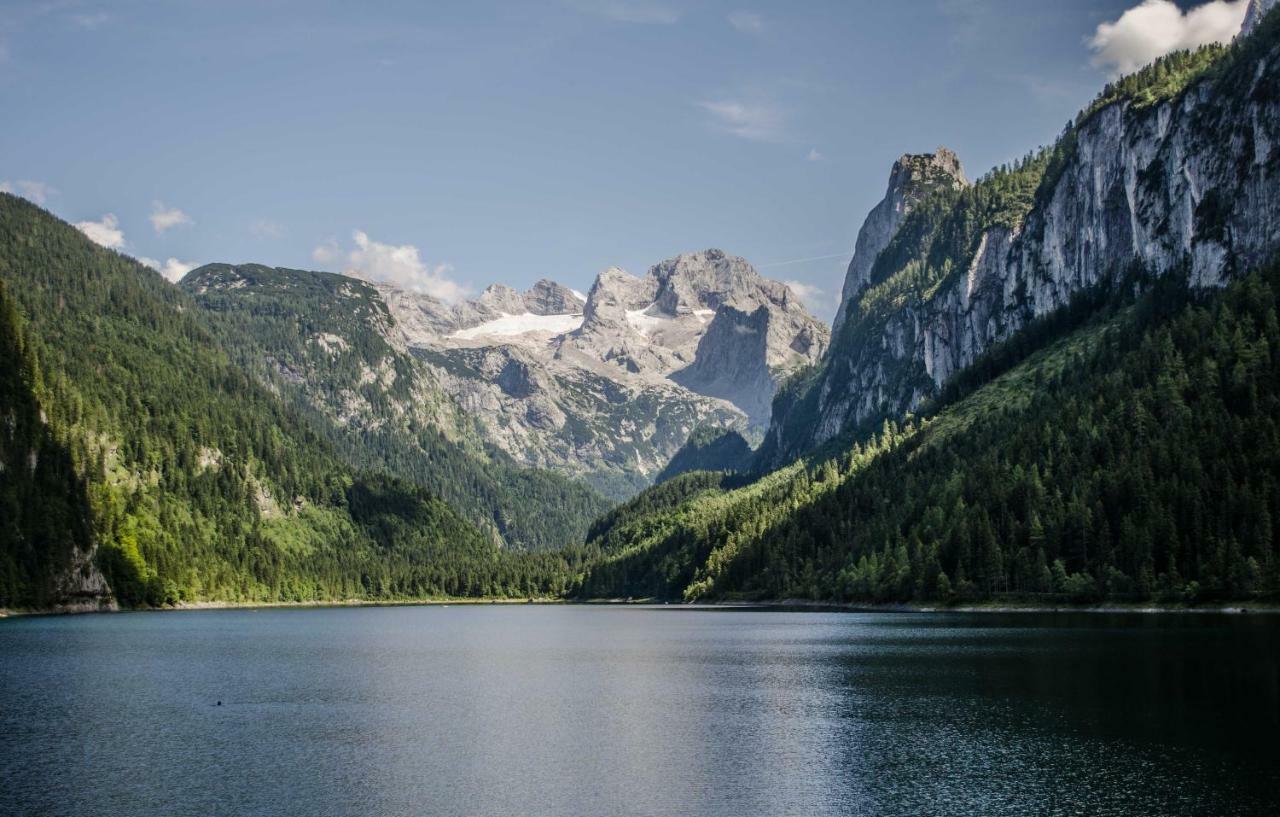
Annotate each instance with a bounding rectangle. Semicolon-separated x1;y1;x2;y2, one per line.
1;606;1277;816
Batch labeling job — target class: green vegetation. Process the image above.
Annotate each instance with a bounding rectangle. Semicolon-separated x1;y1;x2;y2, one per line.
580;261;1280;605
182;263;610;550
1079;44;1226;123
654;426;752;484
0;194;581;609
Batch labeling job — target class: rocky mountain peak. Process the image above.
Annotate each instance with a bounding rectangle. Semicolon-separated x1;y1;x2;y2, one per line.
477;283;527;315
832;147;970;332
525;279;584;315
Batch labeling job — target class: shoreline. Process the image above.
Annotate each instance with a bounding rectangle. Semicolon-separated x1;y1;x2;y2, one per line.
4;595;1278;618
0;596;566;619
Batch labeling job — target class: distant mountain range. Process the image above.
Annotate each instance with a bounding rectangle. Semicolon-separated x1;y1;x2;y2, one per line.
6;7;1280;611
186;249;826;498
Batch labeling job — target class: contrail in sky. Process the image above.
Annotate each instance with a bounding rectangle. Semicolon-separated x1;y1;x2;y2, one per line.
757;252;851;269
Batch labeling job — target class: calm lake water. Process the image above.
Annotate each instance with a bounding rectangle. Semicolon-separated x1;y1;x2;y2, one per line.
1;606;1277;817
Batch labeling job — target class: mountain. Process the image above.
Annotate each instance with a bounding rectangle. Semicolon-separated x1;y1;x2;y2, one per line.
578;15;1280;604
762;29;1280;466
371;248;827;497
1244;0;1279;35
0;194;583;610
830;148;969;332
654;427;753;484
180;263;610;551
579;261;1280;603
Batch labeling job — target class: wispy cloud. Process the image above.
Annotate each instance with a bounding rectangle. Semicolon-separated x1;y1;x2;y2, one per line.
565;0;680;24
69;12;110;29
250;219;284;239
728;10;764;34
0;179;56;205
314;231;469;303
1089;0;1247;78
138;256;197;283
698;99;785;142
150;201;193;234
783;279;824;311
75;213;126;250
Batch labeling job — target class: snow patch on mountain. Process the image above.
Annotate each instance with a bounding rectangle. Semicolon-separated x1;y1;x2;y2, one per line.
451;312;584;341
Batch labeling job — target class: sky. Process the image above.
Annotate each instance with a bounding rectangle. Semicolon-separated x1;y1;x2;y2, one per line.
0;0;1255;321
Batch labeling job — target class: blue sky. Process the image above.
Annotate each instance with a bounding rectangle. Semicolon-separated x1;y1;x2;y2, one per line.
0;0;1253;319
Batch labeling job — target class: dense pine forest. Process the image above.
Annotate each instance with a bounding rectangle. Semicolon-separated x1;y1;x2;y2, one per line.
576;24;1280;606
4;14;1280;611
578;261;1280;605
0;194;581;608
181;263;609;551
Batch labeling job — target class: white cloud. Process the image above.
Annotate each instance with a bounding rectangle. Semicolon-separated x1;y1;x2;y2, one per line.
312;238;342;266
806;148;824;162
728;10;764;33
138;256;198;283
315;231;469;303
698;99;785;142
783;280;823;309
250;219;284;239
70;12;110;29
75;214;126;250
1089;0;1248;77
150;201;193;234
566;0;680;24
0;179;55;205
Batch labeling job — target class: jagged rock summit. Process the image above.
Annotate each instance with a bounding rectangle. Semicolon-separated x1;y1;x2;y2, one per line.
191;250;827;498
832;148;969;332
765;25;1280;465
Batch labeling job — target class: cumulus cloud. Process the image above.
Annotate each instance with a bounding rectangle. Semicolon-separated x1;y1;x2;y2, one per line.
150;201;193;233
1089;0;1248;77
698;99;785;142
783;279;824;310
138;256;198;283
728;10;764;33
0;179;56;205
314;231;469;303
565;0;680;24
75;214;126;250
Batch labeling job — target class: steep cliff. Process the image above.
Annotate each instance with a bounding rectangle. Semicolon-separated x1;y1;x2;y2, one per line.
377;249;827;496
830;149;969;333
765;21;1280;465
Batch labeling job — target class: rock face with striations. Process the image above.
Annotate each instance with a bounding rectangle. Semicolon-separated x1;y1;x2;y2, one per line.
831;148;969;333
765;19;1280;465
373;249;827;497
1243;0;1279;36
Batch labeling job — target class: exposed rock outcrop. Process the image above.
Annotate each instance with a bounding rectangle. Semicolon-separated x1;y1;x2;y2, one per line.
831;149;969;333
767;21;1280;464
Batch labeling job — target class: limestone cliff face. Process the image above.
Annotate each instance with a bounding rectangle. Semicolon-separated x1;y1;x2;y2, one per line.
375;250;826;497
766;19;1280;464
831;149;969;332
1244;0;1279;36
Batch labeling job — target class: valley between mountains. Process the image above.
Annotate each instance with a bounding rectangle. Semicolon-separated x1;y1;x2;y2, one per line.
5;4;1280;612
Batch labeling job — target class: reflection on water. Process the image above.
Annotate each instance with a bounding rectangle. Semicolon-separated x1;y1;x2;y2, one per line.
1;607;1276;816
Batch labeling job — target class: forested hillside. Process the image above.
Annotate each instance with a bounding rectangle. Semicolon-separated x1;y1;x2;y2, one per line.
572;23;1280;607
578;262;1280;605
181;263;609;550
0;194;580;608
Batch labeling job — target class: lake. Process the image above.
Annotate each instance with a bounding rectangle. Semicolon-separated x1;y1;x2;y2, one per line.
1;606;1277;816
